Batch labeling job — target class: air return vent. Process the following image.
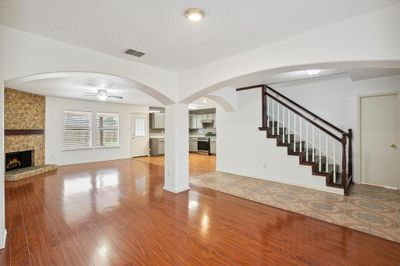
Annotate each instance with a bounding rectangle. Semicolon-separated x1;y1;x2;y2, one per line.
124;49;145;57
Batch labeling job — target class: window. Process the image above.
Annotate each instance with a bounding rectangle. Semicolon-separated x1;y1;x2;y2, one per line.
64;111;92;149
96;112;119;147
135;117;146;137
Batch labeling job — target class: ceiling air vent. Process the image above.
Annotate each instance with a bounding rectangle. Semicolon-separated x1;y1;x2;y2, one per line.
124;49;145;57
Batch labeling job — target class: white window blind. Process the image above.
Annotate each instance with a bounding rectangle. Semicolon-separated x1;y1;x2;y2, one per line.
96;112;119;147
63;111;92;149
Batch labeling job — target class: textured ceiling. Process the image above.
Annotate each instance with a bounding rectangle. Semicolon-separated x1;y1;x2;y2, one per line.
0;0;398;71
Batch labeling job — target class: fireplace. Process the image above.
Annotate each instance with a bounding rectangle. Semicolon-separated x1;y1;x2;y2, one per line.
5;150;34;172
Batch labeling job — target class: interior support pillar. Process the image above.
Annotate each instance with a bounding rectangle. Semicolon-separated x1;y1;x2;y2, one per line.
164;103;190;193
0;81;6;249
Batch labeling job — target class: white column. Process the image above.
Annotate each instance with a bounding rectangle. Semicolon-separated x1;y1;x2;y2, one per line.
164;103;190;193
0;81;6;249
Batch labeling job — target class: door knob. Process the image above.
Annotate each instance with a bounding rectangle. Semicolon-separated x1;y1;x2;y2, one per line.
390;144;397;149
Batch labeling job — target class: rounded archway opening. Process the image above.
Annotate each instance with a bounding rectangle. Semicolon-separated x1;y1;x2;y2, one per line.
4;71;174;106
181;60;400;104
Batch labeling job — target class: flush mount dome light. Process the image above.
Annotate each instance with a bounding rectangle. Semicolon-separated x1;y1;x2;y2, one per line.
184;8;205;21
306;69;322;76
97;89;108;101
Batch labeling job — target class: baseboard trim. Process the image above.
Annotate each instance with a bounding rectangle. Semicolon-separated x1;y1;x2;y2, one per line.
163;186;190;194
0;229;7;249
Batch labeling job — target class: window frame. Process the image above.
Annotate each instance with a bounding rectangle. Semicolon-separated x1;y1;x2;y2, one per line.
95;112;120;148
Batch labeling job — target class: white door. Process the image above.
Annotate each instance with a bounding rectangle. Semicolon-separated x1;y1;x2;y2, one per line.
131;113;149;157
361;94;399;188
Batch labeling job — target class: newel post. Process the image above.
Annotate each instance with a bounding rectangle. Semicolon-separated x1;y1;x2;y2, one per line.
341;133;347;194
261;86;267;129
348;129;353;183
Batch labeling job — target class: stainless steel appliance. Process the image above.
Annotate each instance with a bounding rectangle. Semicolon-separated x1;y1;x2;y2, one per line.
197;138;210;153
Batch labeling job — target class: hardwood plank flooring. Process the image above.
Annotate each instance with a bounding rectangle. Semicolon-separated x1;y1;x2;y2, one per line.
0;153;399;265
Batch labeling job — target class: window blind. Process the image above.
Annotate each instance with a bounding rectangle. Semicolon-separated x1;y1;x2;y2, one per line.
63;111;92;149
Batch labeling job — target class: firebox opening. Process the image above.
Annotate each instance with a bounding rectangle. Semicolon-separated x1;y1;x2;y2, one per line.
5;150;34;172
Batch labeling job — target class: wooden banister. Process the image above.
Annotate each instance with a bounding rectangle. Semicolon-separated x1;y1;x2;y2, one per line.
237;84;347;136
265;92;341;142
265;85;347;136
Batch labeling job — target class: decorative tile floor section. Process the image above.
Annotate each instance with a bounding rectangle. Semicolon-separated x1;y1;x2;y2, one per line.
190;172;400;243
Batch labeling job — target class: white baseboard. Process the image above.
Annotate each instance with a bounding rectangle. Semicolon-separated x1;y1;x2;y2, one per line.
0;229;7;249
163;185;190;194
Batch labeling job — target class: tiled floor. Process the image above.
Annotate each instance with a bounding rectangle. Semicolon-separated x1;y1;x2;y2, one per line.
191;171;400;243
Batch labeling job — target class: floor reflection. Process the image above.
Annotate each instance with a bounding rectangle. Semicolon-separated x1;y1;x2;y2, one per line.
3;154;398;265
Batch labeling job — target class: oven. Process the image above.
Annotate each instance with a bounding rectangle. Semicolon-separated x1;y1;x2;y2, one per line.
197;138;210;153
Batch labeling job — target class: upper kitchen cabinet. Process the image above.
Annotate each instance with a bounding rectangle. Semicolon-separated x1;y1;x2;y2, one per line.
150;112;165;129
212;113;216;128
189;114;197;129
196;114;203;128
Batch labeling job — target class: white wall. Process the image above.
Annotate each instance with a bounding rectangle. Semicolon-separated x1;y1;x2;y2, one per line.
216;89;342;194
45;96;149;166
216;74;400;190
0;26;178;104
275;74;400;183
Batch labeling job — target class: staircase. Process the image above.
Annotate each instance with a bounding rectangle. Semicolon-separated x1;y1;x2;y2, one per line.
237;84;353;195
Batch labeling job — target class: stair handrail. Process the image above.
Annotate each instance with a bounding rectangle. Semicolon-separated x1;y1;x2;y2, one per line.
265;92;341;141
237;84;347;136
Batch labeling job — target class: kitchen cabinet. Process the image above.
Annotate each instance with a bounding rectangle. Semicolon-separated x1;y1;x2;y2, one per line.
150;113;165;129
189;138;198;152
210;139;216;154
189;114;197;129
196;114;203;128
212;113;216;128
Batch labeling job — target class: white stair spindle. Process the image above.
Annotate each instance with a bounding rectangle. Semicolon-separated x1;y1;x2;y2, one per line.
293;114;297;152
288;111;291;144
267;97;270;124
333;141;336;183
325;135;329;173
306;122;309;161
312;127;315;162
319;130;322;172
272;100;275;135
283;107;286;143
299;117;303;152
277;103;280;135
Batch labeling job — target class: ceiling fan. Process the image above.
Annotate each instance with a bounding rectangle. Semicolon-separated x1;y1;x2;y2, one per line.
83;88;123;101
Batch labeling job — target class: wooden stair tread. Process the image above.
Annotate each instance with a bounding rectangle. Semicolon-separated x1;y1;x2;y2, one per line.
265;123;344;190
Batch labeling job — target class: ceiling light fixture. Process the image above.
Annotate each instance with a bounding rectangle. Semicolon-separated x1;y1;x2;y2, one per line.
189;104;199;110
184;8;205;22
306;69;322;76
97;89;108;101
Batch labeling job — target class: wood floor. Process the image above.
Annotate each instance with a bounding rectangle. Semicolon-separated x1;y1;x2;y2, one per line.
0;153;399;265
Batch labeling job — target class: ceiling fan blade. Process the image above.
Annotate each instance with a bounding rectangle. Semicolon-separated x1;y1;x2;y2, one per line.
83;94;97;96
108;95;123;99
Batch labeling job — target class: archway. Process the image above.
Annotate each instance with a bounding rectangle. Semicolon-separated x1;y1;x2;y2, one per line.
180;61;400;104
5;71;174;105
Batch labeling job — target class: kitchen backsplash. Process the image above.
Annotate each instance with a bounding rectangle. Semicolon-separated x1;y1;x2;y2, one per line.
190;127;216;136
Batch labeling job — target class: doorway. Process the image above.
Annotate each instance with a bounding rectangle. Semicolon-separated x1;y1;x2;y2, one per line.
131;113;149;157
360;93;399;188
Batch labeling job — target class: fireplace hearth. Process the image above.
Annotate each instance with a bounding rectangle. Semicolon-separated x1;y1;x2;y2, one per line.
5;150;34;172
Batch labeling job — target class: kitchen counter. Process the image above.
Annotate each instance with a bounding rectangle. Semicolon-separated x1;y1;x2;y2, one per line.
150;136;165;139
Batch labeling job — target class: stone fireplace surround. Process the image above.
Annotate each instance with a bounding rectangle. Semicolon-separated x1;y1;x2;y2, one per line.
4;88;57;181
